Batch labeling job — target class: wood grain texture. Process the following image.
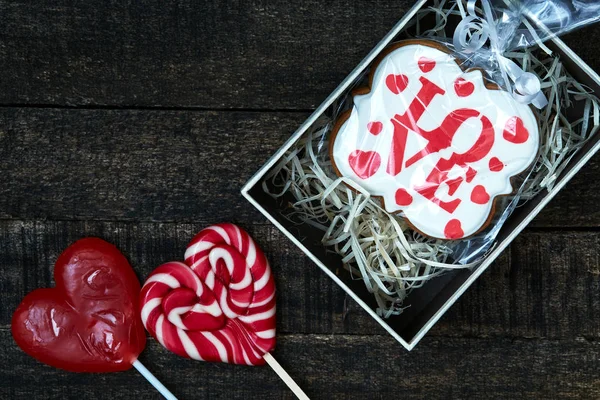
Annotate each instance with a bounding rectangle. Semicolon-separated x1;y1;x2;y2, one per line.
3;1;600;398
0;108;304;222
1;107;599;227
0;1;598;111
2;220;599;341
3;330;599;400
0;0;414;109
434;231;600;339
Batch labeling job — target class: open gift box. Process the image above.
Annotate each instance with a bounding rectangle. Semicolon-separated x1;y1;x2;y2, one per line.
242;0;600;350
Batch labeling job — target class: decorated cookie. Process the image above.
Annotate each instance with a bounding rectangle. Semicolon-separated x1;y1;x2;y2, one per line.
330;39;539;239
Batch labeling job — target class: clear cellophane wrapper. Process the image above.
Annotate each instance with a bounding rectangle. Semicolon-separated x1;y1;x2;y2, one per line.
263;0;600;317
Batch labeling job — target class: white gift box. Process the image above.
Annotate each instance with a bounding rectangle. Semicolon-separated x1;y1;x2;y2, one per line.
242;0;600;350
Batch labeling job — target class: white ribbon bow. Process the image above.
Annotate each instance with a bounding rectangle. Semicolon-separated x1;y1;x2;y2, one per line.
453;0;548;109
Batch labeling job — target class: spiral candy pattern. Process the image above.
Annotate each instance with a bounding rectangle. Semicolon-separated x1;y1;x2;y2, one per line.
140;223;276;365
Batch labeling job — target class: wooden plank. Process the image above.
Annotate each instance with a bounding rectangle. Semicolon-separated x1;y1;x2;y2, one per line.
433;231;600;339
0;2;599;110
0;108;305;222
1;107;599;227
0;0;414;109
3;330;599;399
2;220;599;340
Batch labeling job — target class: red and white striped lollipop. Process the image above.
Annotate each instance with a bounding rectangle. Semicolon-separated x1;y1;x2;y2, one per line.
140;223;276;365
140;224;308;399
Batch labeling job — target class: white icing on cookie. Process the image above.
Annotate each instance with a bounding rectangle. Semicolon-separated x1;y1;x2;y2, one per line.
331;40;539;239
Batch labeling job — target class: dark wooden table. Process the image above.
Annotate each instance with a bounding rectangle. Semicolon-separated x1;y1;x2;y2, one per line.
1;1;600;399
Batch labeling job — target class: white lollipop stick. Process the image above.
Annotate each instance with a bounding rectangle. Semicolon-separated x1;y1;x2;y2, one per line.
263;352;310;400
132;360;178;400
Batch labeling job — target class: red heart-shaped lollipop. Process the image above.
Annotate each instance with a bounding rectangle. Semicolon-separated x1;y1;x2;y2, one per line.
140;223;276;366
12;238;147;372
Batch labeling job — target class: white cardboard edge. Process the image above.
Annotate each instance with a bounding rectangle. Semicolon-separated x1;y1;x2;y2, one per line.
241;3;600;351
241;190;413;350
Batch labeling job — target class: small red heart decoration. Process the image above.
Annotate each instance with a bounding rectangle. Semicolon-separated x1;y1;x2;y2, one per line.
489;157;504;172
140;224;276;366
385;74;409;94
454;78;475;97
12;238;146;373
395;188;413;206
418;57;436;73
471;185;491;204
348;150;381;179
503;116;529;144
444;219;464;239
367;121;384;135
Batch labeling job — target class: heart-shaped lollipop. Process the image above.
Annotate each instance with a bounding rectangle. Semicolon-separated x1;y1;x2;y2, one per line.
12;238;147;372
140;223;276;366
12;238;177;399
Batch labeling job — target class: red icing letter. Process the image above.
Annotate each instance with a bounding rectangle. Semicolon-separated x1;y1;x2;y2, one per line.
384;73;498;215
387;76;445;176
414;113;495;213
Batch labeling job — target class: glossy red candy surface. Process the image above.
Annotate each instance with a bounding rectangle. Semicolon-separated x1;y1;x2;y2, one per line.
12;238;146;372
140;223;276;366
